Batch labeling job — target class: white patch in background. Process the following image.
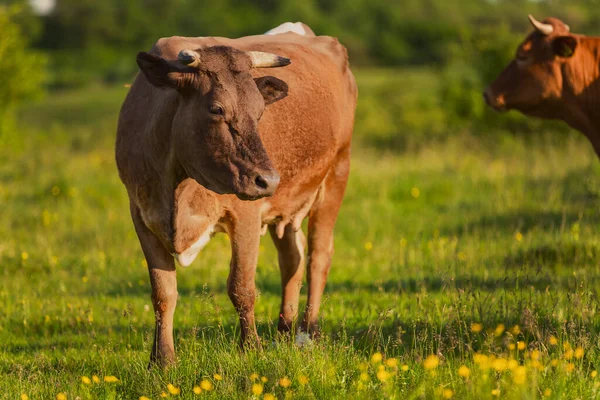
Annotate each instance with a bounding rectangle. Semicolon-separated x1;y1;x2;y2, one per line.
295;331;313;347
265;22;306;36
29;0;56;15
175;225;214;267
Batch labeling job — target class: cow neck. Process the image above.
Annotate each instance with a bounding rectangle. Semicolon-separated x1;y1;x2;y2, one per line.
561;36;600;153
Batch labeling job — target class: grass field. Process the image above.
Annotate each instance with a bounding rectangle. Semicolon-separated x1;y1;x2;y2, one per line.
2;69;600;399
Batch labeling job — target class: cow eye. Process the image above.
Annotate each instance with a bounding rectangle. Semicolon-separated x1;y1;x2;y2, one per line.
209;104;225;116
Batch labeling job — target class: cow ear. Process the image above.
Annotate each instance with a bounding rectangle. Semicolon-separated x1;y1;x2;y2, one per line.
552;36;577;58
254;76;288;105
137;52;188;88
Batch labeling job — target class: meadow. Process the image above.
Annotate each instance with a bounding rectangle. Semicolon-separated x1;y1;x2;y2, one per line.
2;69;600;399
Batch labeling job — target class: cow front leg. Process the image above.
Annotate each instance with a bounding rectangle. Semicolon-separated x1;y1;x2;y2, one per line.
301;153;350;338
227;212;262;348
269;224;306;334
131;205;178;367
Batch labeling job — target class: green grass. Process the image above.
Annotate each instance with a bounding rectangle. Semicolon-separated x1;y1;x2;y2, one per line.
2;69;600;399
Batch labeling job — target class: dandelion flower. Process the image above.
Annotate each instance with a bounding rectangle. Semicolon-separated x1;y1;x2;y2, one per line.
510;325;521;335
214;373;223;381
491;389;500;396
494;324;505;336
401;365;409;371
360;372;369;381
56;394;67;400
442;388;454;399
193;386;202;394
251;383;263;395
298;375;309;385
376;369;391;382
250;373;259;381
261;376;268;383
424;355;440;370
517;341;526;351
458;365;470;378
564;349;574;360
92;375;100;384
81;376;91;385
575;347;584;359
104;376;119;383
566;363;575;373
264;394;276;400
279;376;292;388
549;336;558;345
200;379;214;391
21;395;29;400
385;358;398;368
551;359;559;367
592;371;598;378
515;232;523;241
471;323;483;333
160;393;167;398
371;352;383;363
508;343;516;351
365;242;373;251
167;384;180;395
21;252;29;261
140;397;151;400
543;389;552;397
513;366;526;385
411;187;420;198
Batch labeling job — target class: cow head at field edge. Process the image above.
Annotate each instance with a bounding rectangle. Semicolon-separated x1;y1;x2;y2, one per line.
484;15;577;118
136;46;290;200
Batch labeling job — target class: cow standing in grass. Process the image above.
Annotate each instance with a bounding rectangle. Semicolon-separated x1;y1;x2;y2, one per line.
116;24;357;366
485;15;600;158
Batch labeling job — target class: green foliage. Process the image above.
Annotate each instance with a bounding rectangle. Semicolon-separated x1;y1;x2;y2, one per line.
0;5;46;134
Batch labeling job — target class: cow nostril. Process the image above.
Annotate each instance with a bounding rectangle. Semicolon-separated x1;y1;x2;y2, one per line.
255;175;269;190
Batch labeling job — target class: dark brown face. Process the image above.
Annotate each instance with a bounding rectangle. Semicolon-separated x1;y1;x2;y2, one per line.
484;16;577;118
137;46;289;200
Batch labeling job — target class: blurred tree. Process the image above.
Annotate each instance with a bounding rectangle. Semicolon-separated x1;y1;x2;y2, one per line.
0;5;47;135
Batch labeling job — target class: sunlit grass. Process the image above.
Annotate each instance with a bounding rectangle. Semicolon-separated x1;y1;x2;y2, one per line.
2;70;600;398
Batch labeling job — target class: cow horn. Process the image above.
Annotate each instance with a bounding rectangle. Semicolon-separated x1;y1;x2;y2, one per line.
178;49;201;67
528;14;554;35
247;51;291;68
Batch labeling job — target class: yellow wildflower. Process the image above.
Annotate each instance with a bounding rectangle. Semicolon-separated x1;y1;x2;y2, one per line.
564;349;574;360
360;372;369;381
365;242;373;251
494;324;505;336
575;347;584;359
21;395;29;400
458;366;470;378
92;375;100;384
551;359;559;367
517;341;526;351
592;371;598;378
508;343;516;351
21;252;29;261
385;358;398;368
491;389;500;396
510;325;521;335
549;336;558;345
261;376;268;383
200;379;214;391
543;389;552;397
530;350;540;361
264;394;276;400
376;369;391;382
442;388;454;399
471;323;483;333
513;366;526;385
492;358;508;372
508;359;519;370
250;373;259;381
140;397;151;400
167;384;180;395
298;375;309;385
515;232;523;241
401;365;409;371
160;393;167;398
104;376;119;383
251;383;263;395
214;373;223;381
566;363;575;373
193;386;202;394
56;394;67;400
279;376;292;388
424;354;440;370
371;352;383;363
411;187;420;198
563;342;571;351
81;376;91;385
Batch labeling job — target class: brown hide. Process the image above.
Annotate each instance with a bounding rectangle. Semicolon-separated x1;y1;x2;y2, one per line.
484;16;600;156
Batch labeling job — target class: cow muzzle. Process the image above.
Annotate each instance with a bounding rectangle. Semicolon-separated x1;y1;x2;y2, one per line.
235;169;281;200
483;88;507;112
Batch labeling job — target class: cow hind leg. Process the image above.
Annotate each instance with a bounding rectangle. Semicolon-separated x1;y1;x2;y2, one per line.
301;150;350;338
269;224;306;334
131;204;178;368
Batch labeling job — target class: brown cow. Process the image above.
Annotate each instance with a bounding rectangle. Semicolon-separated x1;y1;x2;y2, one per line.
115;24;357;366
484;15;600;157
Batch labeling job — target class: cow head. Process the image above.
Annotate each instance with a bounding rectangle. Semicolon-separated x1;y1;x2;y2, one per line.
136;46;290;200
484;15;577;118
